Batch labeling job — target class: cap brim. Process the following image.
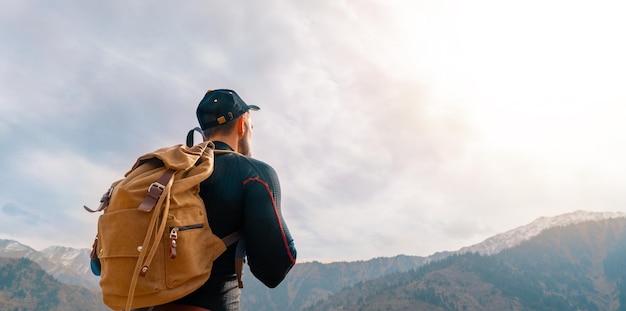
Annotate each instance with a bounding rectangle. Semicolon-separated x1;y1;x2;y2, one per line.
248;104;260;111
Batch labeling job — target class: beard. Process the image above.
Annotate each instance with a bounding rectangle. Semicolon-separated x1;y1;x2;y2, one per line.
238;137;252;157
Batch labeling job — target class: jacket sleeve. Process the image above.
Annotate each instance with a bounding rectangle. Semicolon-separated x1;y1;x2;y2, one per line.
242;164;297;288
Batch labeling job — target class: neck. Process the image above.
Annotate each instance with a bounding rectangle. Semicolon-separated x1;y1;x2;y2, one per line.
208;134;238;153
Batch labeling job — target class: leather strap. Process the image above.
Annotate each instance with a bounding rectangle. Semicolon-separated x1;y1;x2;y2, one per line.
83;185;114;213
222;231;241;247
138;169;176;212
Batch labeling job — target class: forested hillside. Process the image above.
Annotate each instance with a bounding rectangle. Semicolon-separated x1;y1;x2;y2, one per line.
0;257;107;311
306;218;626;311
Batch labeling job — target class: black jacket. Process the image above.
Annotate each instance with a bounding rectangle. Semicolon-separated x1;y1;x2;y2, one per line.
175;141;296;305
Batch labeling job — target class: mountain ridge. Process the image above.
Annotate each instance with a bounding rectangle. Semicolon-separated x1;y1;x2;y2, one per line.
457;210;626;256
0;239;98;289
2;209;625;310
306;217;626;310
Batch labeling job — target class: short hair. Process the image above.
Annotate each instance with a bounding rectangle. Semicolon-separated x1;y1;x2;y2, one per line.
203;115;241;139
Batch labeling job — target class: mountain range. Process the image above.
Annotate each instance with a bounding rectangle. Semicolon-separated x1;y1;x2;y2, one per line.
307;215;626;310
241;210;626;310
0;239;98;290
1;210;625;310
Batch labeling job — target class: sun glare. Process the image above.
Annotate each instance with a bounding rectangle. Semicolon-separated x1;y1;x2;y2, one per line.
386;0;626;169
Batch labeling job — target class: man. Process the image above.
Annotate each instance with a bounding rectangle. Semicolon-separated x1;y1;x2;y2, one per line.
169;89;297;310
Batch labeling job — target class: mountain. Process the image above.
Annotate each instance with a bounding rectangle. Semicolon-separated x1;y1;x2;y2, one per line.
304;217;626;311
240;254;435;310
38;246;96;288
457;210;626;256
240;210;626;310
0;240;40;258
0;257;107;311
0;240;99;290
1;210;624;310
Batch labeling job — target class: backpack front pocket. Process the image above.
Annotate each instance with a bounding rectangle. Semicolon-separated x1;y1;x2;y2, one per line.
163;208;226;289
98;209;165;296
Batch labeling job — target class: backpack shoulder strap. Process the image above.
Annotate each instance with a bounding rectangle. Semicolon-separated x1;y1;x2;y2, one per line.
222;231;242;247
186;127;206;147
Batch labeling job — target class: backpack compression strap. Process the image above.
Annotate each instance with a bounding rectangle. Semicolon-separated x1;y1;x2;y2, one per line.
84;167;174;214
83;185;115;213
138;169;176;212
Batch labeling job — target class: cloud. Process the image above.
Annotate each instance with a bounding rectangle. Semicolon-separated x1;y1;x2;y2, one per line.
1;203;43;224
2;0;626;261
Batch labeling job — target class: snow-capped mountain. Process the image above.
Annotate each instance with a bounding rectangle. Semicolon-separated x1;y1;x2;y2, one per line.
0;239;98;289
41;246;92;273
457;210;626;256
0;239;40;258
39;245;96;286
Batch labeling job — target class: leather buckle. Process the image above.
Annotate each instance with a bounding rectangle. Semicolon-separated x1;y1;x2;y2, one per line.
148;182;165;194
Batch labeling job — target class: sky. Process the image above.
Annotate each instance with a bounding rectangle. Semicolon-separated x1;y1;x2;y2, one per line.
1;0;626;263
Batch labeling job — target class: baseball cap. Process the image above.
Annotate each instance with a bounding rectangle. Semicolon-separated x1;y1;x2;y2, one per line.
196;89;260;130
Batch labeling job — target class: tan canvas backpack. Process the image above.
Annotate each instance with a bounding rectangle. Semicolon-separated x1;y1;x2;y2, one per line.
85;140;239;310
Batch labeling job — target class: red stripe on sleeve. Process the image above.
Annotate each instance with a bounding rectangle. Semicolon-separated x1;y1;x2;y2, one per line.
243;177;296;264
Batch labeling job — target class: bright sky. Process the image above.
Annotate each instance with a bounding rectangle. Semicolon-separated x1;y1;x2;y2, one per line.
1;0;626;262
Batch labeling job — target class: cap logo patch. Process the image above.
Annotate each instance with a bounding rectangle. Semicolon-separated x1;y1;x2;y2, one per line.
217;116;227;124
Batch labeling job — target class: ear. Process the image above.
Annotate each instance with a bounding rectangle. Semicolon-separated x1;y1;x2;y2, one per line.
236;116;246;137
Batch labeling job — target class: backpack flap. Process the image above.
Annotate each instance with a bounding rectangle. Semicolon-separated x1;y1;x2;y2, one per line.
132;141;214;172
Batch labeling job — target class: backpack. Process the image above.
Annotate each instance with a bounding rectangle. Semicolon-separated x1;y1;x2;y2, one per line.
85;138;239;311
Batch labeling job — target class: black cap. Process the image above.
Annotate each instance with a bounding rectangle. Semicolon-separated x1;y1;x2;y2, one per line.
196;89;260;130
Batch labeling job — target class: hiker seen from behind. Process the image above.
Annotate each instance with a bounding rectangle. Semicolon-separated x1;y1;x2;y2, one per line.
165;89;297;310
